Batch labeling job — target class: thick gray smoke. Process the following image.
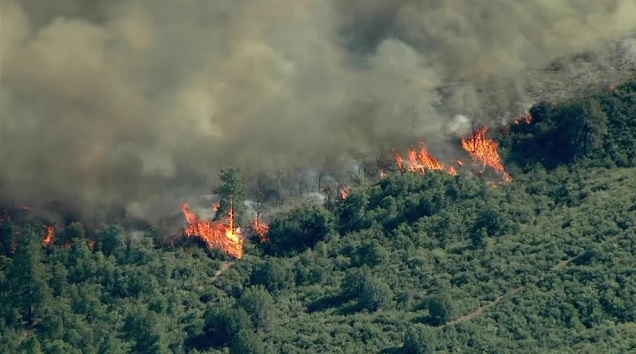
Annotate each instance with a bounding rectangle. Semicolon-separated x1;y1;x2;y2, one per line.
1;0;635;222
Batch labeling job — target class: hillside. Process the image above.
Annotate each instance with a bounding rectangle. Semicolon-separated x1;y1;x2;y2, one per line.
1;80;636;353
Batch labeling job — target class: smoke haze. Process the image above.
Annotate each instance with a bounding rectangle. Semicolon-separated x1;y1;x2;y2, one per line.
1;0;635;221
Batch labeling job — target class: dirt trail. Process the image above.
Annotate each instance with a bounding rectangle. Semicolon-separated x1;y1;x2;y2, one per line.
449;286;523;324
450;252;583;324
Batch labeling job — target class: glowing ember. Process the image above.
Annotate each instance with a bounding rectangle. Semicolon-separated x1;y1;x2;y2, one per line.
340;187;351;200
252;216;269;243
394;142;457;175
43;226;55;246
180;203;243;259
212;203;219;212
514;114;532;125
461;127;512;182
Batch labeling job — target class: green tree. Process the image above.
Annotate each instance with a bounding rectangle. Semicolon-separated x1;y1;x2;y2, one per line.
238;286;275;331
340;267;368;301
62;222;86;245
229;330;265;354
213;168;247;223
121;308;167;354
250;258;292;295
0;221;14;256
473;208;504;237
264;204;335;256
353;241;388;268
337;189;371;232
359;277;393;311
7;227;52;325
470;227;488;249
580;99;609;158
67;238;96;283
426;294;455;326
402;325;436;354
44;340;82;354
202;307;253;349
94;224;125;257
19;335;43;354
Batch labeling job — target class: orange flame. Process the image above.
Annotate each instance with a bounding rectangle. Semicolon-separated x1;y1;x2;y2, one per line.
252;216;269;243
212;203;219;212
461;127;512;182
340;187;351;200
43;225;55;246
514;114;532;125
394;142;457;175
180;203;243;259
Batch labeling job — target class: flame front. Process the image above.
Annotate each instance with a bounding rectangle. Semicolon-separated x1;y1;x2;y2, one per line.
461;127;512;182
180;203;243;259
43;226;54;246
394;142;457;175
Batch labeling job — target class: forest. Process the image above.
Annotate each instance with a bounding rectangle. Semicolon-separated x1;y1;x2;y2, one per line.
1;79;636;353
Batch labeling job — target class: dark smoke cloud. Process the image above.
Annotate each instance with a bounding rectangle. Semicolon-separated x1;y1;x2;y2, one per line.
1;0;635;221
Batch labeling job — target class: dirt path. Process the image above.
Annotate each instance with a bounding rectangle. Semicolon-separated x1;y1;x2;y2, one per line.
449;286;523;324
450;252;583;325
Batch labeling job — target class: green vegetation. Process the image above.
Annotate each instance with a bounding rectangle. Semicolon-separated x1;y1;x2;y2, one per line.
1;81;636;353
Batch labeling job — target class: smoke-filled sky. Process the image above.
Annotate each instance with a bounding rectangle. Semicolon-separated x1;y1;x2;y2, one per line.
1;0;635;221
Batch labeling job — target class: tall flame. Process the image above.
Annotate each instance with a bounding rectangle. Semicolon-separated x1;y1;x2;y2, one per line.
43;225;54;246
461;127;512;182
180;202;243;259
394;142;457;175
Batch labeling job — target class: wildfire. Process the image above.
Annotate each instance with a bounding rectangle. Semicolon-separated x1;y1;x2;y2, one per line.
252;216;269;243
340;187;351;200
461;127;512;182
394;142;457;175
43;225;55;246
180;202;243;259
514;114;532;125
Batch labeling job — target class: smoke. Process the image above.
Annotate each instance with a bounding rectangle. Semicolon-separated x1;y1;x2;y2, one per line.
1;0;635;222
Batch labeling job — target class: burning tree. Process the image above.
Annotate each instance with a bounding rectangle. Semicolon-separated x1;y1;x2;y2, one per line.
213;168;247;224
181;203;243;259
461;127;512;182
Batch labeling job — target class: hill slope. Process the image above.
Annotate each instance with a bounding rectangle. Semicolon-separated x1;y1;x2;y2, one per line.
1;81;636;353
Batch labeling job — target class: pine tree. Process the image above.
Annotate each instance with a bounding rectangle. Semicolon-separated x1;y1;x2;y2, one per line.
7;226;52;326
0;221;15;256
213;168;247;223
